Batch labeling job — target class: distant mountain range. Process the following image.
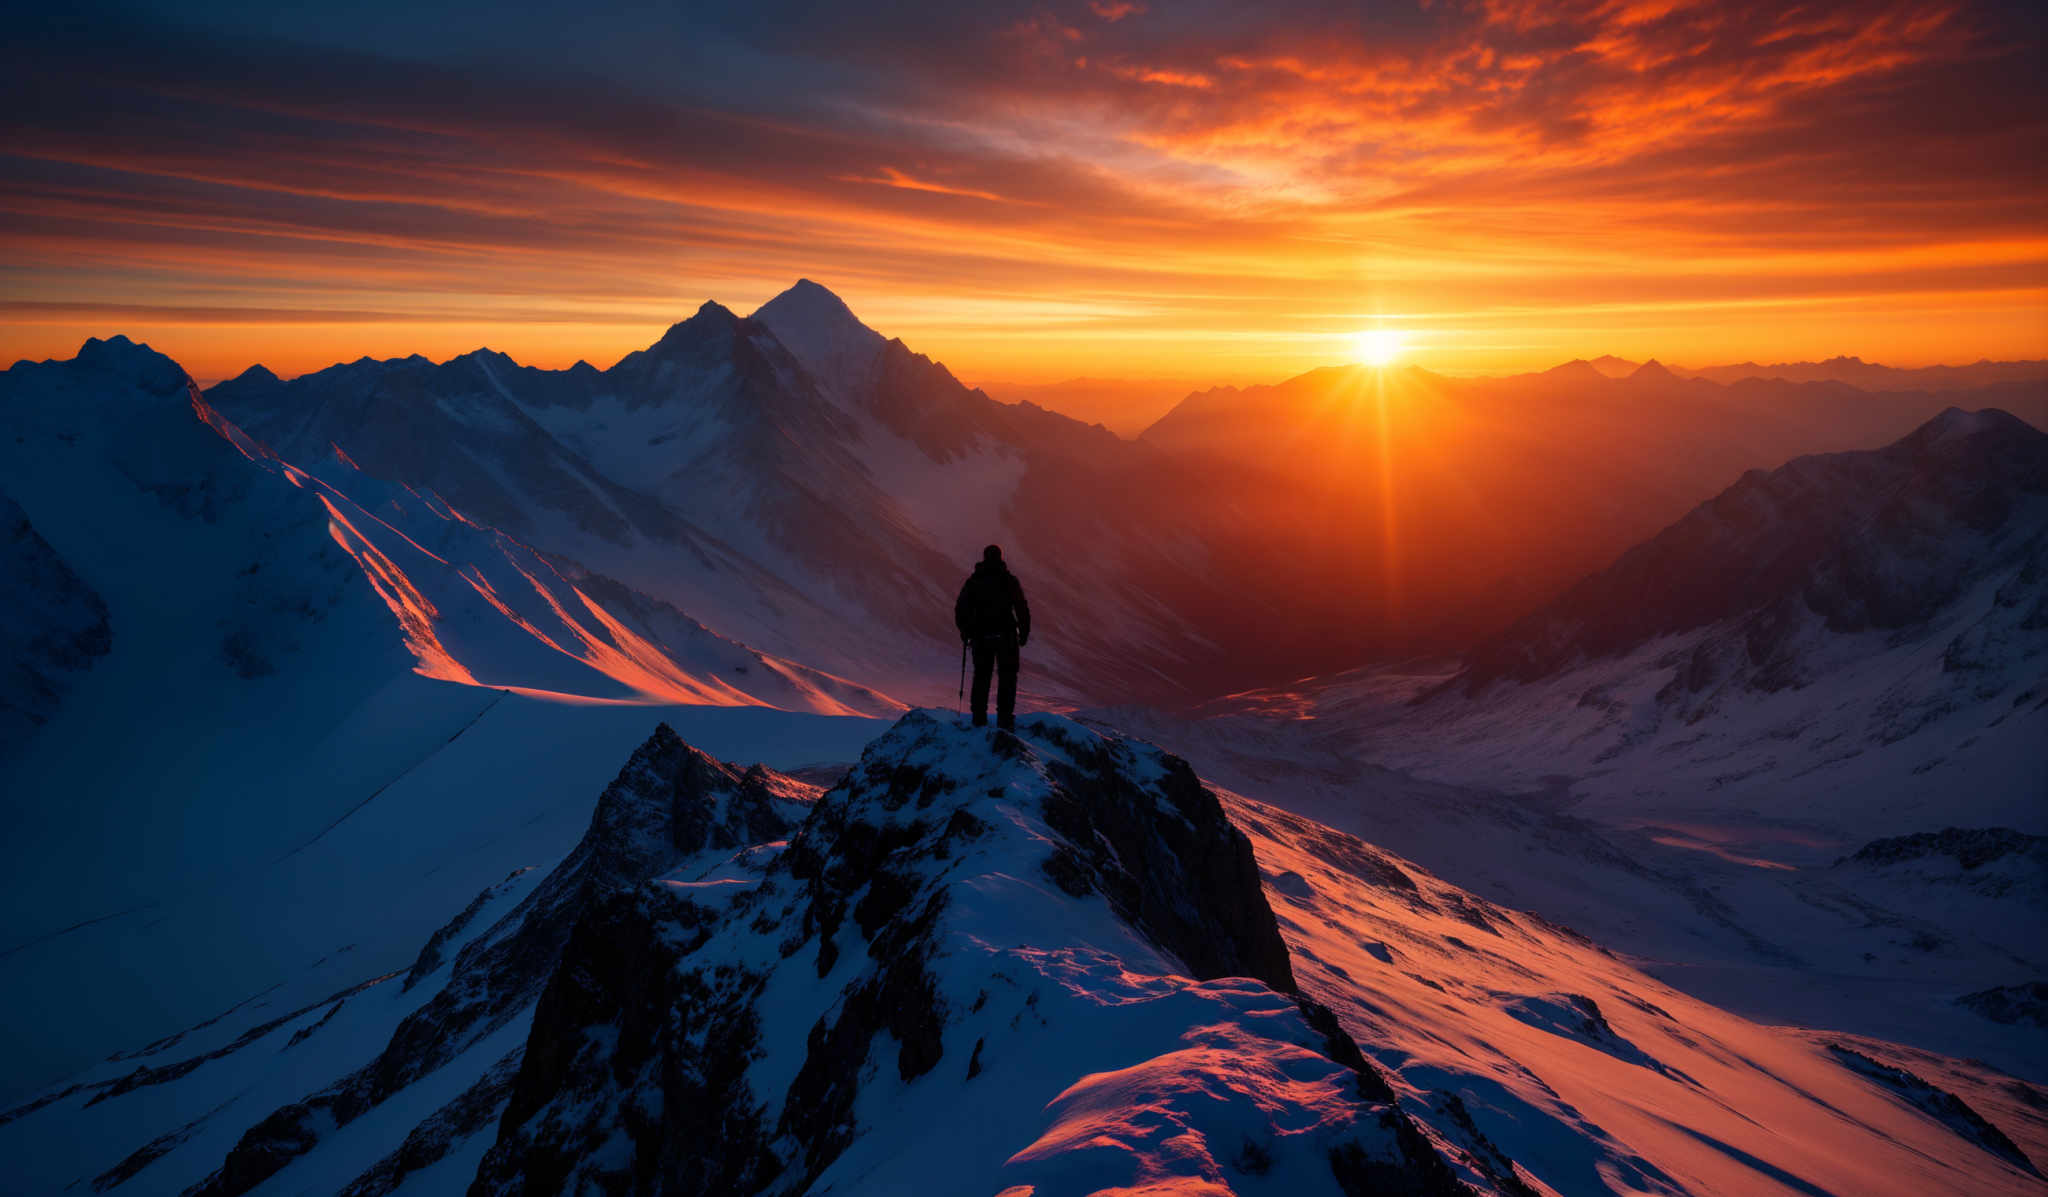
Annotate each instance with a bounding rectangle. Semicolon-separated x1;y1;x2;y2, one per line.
1528;353;2048;391
8;282;2043;716
977;376;1201;437
985;356;2048;435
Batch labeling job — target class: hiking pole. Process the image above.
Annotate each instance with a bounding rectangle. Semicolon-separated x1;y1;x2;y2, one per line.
958;639;968;716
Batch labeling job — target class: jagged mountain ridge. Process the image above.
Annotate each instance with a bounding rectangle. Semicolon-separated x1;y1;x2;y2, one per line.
3;336;897;716
206;289;1229;706
6;712;2042;1195
469;711;1463;1195
200;281;2048;704
179;729;817;1197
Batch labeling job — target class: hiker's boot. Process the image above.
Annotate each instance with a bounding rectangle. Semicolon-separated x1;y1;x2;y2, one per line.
997;713;1015;732
971;712;988;728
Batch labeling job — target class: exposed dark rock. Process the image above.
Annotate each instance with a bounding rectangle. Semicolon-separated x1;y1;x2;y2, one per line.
1036;727;1297;992
1842;827;2046;871
476;887;777;1197
467;711;1471;1195
1435;1092;1543;1197
1957;981;2048;1029
338;1050;528;1196
1828;1044;2039;1176
406;869;535;991
183;726;803;1197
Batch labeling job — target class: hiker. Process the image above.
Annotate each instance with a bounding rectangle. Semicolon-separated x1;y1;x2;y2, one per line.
955;545;1031;730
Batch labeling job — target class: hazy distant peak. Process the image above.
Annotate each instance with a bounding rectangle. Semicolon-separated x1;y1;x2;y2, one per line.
1627;358;1678;382
1541;358;1608;382
1908;405;2040;450
1587;354;1639;378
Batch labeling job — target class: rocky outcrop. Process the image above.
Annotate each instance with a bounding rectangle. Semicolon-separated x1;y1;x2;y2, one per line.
1956;982;2048;1029
183;725;809;1197
1828;1044;2039;1176
1032;719;1298;992
1843;827;2046;871
471;711;1474;1195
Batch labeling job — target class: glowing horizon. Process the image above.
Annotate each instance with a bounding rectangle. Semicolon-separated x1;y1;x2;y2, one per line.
2;1;2042;387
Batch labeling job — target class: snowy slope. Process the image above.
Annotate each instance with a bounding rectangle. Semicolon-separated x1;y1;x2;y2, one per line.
204;291;1227;707
1114;408;2047;1084
7;713;2038;1195
0;490;110;753
1234;791;2046;1195
0;721;836;1195
1350;406;2047;836
0;337;898;1100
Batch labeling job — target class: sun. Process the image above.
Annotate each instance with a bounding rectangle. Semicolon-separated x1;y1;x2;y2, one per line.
1352;328;1406;367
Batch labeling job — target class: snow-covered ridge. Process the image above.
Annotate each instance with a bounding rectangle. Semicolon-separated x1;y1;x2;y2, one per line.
3;332;900;718
9;711;2041;1194
472;709;1463;1195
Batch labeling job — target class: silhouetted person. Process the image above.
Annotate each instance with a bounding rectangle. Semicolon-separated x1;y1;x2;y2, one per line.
955;545;1030;730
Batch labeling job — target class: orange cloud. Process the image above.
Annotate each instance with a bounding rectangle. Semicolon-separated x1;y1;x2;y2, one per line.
0;0;2038;386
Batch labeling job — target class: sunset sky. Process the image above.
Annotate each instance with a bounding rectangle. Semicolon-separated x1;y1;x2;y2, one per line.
3;0;2043;385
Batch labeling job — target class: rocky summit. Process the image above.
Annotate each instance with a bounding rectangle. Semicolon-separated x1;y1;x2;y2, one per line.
472;710;1463;1195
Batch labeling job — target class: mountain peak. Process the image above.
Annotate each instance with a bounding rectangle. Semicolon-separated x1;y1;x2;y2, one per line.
1542;358;1607;382
69;334;188;393
646;301;741;348
753;278;863;324
1906;405;2039;452
1628;358;1678;382
752;279;885;387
